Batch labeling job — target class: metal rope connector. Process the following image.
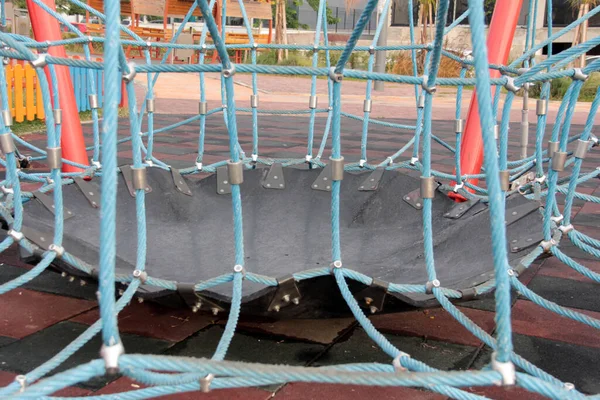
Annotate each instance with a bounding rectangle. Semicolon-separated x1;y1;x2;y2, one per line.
2;109;13;127
410;157;418;166
420;75;437;94
132;269;148;284
91;160;102;169
251;154;258;162
8;229;24;242
200;373;214;393
30;53;47;68
100;342;125;374
233;264;245;276
15;375;26;393
195;161;203;171
453;182;464;192
572;68;588;81
222;64;236;78
550;214;564;224
540;239;557;253
425;279;440;294
368;46;375;55
558;224;574;234
122;62;137;83
359;159;366;168
330;260;342;273
305;155;312;163
48;244;64;258
0;133;15;154
392;352;411;372
491;352;516;386
328;67;343;83
503;76;521;93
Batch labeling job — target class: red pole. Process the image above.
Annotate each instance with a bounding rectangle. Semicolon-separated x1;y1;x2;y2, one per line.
26;0;89;173
452;0;523;199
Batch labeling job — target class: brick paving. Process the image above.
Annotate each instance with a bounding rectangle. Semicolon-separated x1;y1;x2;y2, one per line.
0;85;598;398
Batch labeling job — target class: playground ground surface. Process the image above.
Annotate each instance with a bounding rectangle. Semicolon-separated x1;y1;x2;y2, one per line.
0;75;598;398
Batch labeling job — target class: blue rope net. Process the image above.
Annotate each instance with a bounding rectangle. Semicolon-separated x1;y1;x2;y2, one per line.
0;0;599;397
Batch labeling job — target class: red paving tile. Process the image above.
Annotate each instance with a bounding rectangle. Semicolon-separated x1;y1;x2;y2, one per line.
537;256;600;282
274;382;446;399
511;299;600;348
71;301;214;342
94;377;274;399
0;371;91;397
370;306;495;347
0;289;96;339
467;385;547;400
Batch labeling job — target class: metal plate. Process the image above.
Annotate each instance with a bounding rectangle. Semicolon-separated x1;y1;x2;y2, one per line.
505;200;540;226
358;168;385;191
171;168;192;196
267;275;301;312
33;192;74;220
403;188;423;210
444;199;480;219
120;165;152;197
21;226;52;250
73;177;99;208
262;163;285;190
354;278;388;313
510;171;535;191
177;282;225;312
509;232;544;253
311;164;333;192
216;166;232;195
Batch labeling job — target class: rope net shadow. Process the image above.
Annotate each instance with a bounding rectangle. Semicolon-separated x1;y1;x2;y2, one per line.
0;0;599;397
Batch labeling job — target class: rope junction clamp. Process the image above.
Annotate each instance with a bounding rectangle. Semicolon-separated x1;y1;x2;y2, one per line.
392;353;411;372
572;68;588;81
454;119;463;133
425;279;440;294
309;95;318;110
8;229;24;242
146;99;155;113
100;342;125;374
89;94;99;109
551;151;567;172
30;53;47;68
503;76;521;93
420;75;437;94
199;101;208;115
15;375;26;393
328;67;343;83
330;260;343;273
53;109;62;125
48;244;64;258
122;62;137;83
200;373;214;393
131;167;147;191
547;141;559;158
420;176;436;199
499;170;510;191
536;99;547;116
558;224;574;234
491;352;516;386
540;239;557;253
222;65;236;78
132;269;148;284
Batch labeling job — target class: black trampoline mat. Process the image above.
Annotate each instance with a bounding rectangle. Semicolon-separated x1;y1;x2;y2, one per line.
17;166;544;316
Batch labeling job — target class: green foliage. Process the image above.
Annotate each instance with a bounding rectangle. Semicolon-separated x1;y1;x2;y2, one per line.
528;72;599;102
271;0;339;31
13;0;85;15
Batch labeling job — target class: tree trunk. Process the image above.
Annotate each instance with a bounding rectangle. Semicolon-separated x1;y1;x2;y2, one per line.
275;0;288;62
571;4;584;66
579;3;589;67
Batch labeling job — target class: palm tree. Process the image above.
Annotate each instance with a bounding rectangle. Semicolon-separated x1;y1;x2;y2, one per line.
570;0;598;67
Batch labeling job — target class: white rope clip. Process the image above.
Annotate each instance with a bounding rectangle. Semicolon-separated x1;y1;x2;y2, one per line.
100;342;125;374
132;269;148;284
8;229;24;242
453;182;464;192
392;352;411;372
15;375;26;393
48;244;64;257
558;224;574;234
200;373;214;393
491;352;516;386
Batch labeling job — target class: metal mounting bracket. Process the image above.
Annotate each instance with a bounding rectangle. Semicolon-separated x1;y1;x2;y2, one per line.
358;168;385;191
261;163;285;190
354;278;389;313
177;283;224;313
311;164;333;192
171;168;192;196
403;187;423;210
267;275;301;312
444;199;482;219
120;165;152;197
33;191;74;220
505;201;540;226
73;177;99;208
510;171;535;191
216;166;232;195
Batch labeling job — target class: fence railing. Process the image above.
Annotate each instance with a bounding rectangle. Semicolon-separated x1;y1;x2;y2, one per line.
4;61;124;123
